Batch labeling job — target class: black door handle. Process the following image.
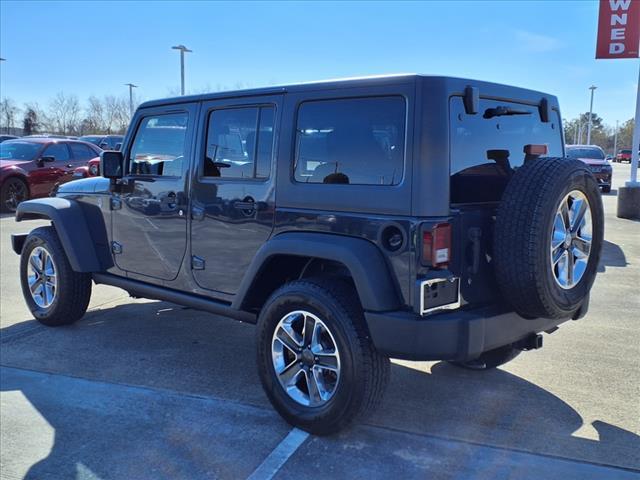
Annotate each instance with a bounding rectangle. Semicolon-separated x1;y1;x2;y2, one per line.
162;191;177;210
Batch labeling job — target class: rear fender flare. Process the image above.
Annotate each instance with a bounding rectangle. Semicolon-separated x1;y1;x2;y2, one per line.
233;232;401;312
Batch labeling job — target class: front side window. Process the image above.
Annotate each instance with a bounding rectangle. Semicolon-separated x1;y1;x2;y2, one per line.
129;113;188;176
294;97;406;185
43;143;70;162
203;106;275;179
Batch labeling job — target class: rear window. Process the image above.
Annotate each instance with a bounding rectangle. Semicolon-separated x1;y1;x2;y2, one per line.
294;96;406;186
450;97;562;204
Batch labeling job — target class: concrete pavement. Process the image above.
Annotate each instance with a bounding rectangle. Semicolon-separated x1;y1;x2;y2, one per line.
1;162;639;479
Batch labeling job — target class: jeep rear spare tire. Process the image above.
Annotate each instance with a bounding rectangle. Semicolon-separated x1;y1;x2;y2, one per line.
494;158;604;319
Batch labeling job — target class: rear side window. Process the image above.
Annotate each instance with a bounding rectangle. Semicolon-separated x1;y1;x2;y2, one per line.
450;97;562;203
294;96;405;185
203;106;275;179
70;142;97;161
129;113;188;176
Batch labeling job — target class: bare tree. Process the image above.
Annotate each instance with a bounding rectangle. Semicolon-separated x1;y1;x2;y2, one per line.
48;92;81;135
0;98;20;134
84;95;106;133
22;107;39;136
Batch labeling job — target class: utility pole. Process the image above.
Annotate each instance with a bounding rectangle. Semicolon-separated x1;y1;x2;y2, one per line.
171;45;192;95
586;85;597;145
573;122;578;145
613;120;619;159
124;83;138;117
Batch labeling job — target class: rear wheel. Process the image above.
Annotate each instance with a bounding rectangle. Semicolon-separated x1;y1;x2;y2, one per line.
257;277;389;435
1;177;29;213
20;226;92;326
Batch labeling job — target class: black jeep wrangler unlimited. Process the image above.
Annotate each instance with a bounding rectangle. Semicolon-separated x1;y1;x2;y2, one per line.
12;75;603;434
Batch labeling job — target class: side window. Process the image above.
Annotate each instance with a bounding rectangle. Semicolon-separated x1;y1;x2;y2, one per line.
70;143;97;161
128;113;188;176
43;143;70;162
203;105;274;179
294;97;406;185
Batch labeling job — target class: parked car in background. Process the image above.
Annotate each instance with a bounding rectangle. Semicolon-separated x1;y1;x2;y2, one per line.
79;134;123;151
0;135;19;143
565;145;612;193
0;138;101;212
616;149;632;163
73;157;101;179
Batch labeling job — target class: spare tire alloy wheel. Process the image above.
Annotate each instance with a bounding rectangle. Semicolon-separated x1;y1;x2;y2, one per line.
27;246;57;308
272;310;341;407
551;191;592;289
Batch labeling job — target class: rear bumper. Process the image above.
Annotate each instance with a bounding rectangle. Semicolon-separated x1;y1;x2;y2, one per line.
365;305;570;361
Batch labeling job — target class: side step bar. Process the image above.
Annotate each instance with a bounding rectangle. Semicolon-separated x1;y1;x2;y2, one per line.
92;273;257;324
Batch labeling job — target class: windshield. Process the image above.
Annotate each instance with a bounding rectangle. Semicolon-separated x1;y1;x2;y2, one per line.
620;149;632;154
566;147;604;160
0;141;41;161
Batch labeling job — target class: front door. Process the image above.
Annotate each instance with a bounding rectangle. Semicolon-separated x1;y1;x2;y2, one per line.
111;104;197;281
190;95;281;295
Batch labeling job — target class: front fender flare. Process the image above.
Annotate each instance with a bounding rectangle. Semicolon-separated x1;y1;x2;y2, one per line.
16;197;106;272
233;232;401;312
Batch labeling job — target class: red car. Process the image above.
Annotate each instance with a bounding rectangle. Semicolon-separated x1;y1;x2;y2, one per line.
0;138;101;212
73;157;101;179
616;149;632;163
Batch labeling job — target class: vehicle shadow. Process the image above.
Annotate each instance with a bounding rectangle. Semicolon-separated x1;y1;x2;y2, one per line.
1;301;639;477
598;239;627;272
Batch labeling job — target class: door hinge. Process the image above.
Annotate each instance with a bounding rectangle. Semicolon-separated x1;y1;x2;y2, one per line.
191;256;205;270
110;197;122;210
111;242;123;254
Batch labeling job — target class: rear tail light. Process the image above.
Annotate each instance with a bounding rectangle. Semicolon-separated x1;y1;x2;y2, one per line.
422;223;451;268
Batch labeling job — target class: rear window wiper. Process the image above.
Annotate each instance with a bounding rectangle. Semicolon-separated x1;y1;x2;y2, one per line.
483;106;532;119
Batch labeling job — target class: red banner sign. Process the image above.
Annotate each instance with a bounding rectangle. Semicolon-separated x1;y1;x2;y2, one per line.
596;0;640;59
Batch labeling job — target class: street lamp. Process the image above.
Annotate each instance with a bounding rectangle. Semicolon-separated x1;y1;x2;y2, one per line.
171;45;192;96
124;83;138;117
586;85;597;145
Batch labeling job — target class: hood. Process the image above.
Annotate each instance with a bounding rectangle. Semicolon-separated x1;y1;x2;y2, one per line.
577;158;608;166
0;158;32;169
56;176;111;194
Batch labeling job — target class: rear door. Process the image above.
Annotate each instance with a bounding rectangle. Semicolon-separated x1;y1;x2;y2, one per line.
190;95;281;295
111;104;198;281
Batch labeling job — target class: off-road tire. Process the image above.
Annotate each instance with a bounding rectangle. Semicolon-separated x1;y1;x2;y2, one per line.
20;226;92;326
256;277;390;435
448;345;521;370
494;158;604;319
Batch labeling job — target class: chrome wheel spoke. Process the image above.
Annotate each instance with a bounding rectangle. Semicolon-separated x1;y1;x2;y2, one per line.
279;362;303;386
275;326;302;354
305;369;322;404
573;237;591;257
570;199;588;233
302;313;316;348
314;353;339;372
551;245;565;266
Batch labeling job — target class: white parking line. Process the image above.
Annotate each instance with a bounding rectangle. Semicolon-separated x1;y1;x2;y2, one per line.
247;428;309;480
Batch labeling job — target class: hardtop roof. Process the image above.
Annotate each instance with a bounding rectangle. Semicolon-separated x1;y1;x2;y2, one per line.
138;74;558;110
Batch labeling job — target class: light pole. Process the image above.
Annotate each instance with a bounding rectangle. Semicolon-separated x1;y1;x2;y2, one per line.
171;45;192;96
124;83;138;117
613;120;619;160
586;85;597;145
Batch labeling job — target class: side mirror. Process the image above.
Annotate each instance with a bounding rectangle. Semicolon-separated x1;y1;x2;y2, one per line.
37;156;56;167
101;150;124;179
99;142;109;149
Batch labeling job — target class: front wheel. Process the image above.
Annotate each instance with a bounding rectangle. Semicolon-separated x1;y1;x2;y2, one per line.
1;177;29;213
256;277;389;435
20;226;92;326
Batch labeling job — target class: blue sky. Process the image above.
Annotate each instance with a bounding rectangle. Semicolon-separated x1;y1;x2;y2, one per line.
0;0;638;126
